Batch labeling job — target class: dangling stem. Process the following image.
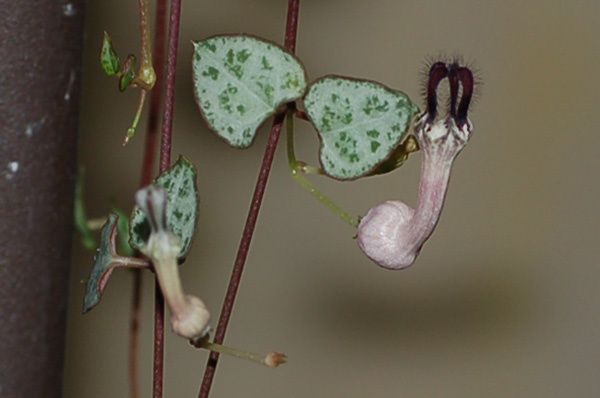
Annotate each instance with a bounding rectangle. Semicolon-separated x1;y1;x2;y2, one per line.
197;1;301;397
153;0;183;396
137;0;156;89
128;270;142;398
286;110;359;228
139;0;168;185
129;1;168;397
194;339;286;368
124;90;148;146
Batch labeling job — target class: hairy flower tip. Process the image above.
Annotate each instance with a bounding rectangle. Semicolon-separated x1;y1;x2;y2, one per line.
171;295;211;340
421;60;475;131
357;200;416;270
264;352;288;368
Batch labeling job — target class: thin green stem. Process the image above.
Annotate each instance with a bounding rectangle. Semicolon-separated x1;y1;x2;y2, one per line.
124;89;148;146
202;341;265;365
298;163;324;175
286;110;359;228
153;0;184;394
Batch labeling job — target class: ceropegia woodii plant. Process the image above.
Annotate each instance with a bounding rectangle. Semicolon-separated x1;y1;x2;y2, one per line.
191;34;477;270
77;1;478;395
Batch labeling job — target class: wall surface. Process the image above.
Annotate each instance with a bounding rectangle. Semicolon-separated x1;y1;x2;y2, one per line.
0;1;85;397
65;1;600;397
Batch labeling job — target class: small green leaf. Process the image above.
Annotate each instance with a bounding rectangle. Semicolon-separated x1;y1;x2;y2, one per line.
119;54;137;92
192;35;307;148
83;213;119;313
73;168;97;250
303;76;419;180
129;156;199;259
100;31;121;76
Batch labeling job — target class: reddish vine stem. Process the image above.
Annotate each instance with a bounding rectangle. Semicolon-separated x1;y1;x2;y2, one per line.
139;0;168;186
158;0;181;173
197;1;301;397
130;1;168;398
138;0;153;75
153;0;183;397
128;272;143;398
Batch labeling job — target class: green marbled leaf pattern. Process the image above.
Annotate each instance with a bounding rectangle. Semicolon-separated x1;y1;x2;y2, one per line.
304;77;419;180
129;156;199;259
83;213;119;313
192;35;307;148
100;31;120;76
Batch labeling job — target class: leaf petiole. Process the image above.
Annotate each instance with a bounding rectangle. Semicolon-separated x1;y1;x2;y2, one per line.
286;109;359;228
86;217;107;231
124;89;148;146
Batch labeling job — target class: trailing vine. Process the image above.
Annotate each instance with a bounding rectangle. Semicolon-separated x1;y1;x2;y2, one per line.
75;0;477;397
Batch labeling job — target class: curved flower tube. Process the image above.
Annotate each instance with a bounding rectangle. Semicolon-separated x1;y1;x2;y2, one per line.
136;185;211;339
357;62;475;270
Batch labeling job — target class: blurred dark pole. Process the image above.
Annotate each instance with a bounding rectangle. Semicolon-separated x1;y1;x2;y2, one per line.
0;1;85;396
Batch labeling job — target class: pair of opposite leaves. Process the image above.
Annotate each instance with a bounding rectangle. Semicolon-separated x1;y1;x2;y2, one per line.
85;35;421;312
192;35;420;180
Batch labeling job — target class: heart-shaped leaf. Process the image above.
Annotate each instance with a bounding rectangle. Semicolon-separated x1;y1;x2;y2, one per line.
303;76;419;180
83;213;150;313
129;156;199;259
83;213;119;313
192;35;307;148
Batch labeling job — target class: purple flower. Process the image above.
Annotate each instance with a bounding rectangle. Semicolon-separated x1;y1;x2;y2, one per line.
358;62;475;269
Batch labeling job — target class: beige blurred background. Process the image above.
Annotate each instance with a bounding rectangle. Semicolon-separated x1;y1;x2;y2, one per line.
64;0;600;397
